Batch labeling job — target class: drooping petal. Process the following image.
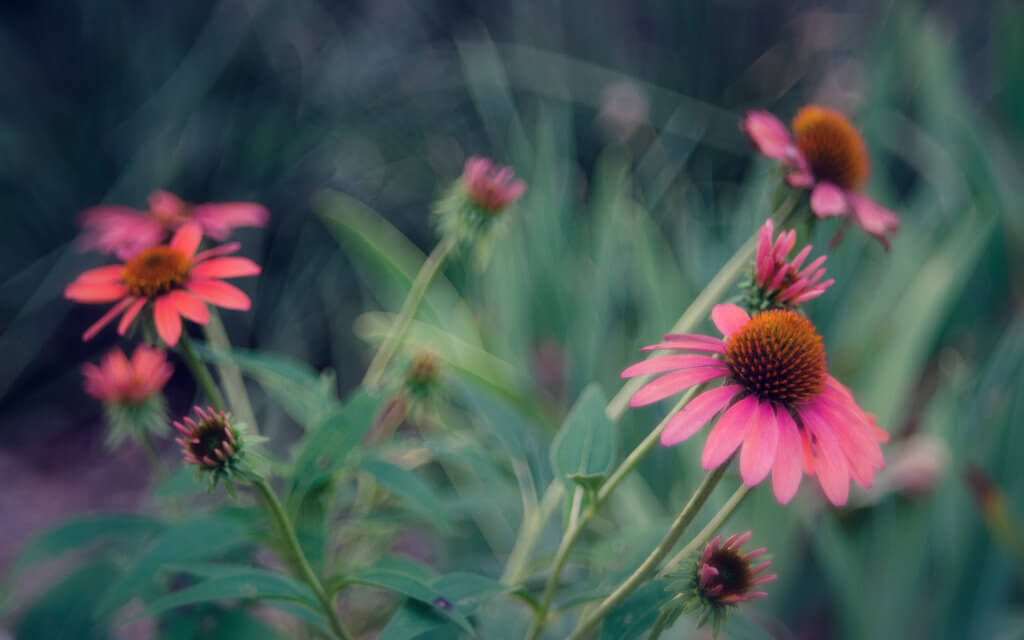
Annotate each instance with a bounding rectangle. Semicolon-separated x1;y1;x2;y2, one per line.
630;366;728;407
186;279;252;311
801;408;851;506
810;182;849;217
711;303;750;338
847;193;900;250
189;256;262;279
771;407;804;504
153;295;183;346
65;281;129;303
660;385;742;446
739;400;778;487
82;297;134;341
167;290;211;324
740;111;796;163
170;222;203;258
621;354;724;378
117;297;147;335
702;394;759;470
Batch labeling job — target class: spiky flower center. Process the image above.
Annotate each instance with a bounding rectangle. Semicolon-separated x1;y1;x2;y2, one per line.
725;310;826;405
186;416;236;469
792;105;870;191
700;548;754;602
123;247;190;297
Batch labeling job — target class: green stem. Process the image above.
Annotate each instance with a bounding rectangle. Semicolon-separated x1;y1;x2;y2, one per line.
363;231;458;388
177;332;227;412
660;483;752;576
137;430;167;480
566;465;730;640
254;476;353;640
525;387;701;640
203;310;258;431
501;482;565;586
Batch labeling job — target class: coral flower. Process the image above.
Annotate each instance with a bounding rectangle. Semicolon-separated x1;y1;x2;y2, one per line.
65;223;261;347
462;156;526;214
746;219;834;310
79;189;269;260
622;304;888;506
741;106;899;249
82;344;173;405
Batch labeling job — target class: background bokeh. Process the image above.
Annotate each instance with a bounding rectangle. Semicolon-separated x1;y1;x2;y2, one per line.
2;0;1023;638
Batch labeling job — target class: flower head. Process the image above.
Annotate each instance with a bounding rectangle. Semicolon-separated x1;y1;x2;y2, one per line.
623;304;888;506
65;223;261;347
174;406;245;484
433;157;526;253
79;190;269;260
745;219;834;311
741;106;899;249
82;345;173;447
661;531;775;638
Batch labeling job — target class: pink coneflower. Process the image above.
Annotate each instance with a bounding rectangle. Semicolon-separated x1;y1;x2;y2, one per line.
746;218;834;310
79;190;269;260
741;105;899;249
65;222;261;347
82;344;173;405
174;405;244;476
462;156;526;214
622;304;888;506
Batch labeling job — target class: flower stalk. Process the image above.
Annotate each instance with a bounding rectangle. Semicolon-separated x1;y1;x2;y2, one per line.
662;483;752;576
177;331;227;412
565;464;729;640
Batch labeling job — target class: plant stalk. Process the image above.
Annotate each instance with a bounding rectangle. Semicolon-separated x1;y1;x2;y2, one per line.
661;483;752;575
177;332;227;412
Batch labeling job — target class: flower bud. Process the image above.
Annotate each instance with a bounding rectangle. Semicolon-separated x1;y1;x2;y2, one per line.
433;156;526;253
174;406;247;487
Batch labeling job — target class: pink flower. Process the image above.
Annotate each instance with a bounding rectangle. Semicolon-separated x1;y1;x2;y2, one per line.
82;344;173;405
751;218;834;307
462;157;526;214
741;106;899;249
78;190;269;260
623;304;888;506
65;223;261;347
696;531;775;605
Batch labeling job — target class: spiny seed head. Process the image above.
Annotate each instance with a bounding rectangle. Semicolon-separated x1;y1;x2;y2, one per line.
792;105;870;191
174;406;242;474
123;246;190;297
725;310;826;406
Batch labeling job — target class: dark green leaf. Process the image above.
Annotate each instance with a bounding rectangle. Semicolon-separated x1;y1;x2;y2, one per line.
136;568;321;619
11;513;166;574
550;384;616;489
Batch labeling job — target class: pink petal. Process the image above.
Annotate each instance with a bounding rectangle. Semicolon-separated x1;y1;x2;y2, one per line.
621;354;725;378
630;366;728;407
772;407;803;505
65;282;129;303
711;303;750;338
702;394;759;470
740;111;795;162
192;202;269;238
789;245;812;272
82;298;134;341
153;296;183;346
756;220;774;285
800;408;851;506
661;385;742;446
847;193;900;250
661;333;727;345
73;265;125;283
117;298;147;335
186;279;252;311
167;290;210;324
810;182;849;218
189;256;261;280
148;190;186;217
786;170;815;188
170;222;203;258
193;242;241;264
739;400;778;486
640;339;726;354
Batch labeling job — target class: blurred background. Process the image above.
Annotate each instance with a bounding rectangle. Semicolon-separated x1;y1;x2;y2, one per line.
2;0;1023;638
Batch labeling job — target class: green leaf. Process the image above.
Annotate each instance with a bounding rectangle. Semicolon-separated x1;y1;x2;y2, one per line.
599;580;667;640
14;559;121;640
136;568;322;620
549;384;616;489
11;513;166;574
360;458;454;533
96;514;250;615
192;342;337;428
430;572;508;612
568;472;607;494
377;603;455;640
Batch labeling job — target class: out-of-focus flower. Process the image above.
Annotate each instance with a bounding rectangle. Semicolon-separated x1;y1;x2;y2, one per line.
886;435;949;495
741;106;899;249
175;406;246;486
405;350;441;398
659;531;775;638
79;190;269;260
433;156;526;254
744;219;834;311
623;304;888;506
597;81;650;142
65;223;261;346
82;345;173;447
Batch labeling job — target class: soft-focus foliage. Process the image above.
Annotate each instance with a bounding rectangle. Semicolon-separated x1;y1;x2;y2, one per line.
2;1;1023;639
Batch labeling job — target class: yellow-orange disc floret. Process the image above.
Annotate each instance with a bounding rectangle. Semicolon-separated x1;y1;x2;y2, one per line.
725;310;826;405
792;105;870;191
122;246;190;298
